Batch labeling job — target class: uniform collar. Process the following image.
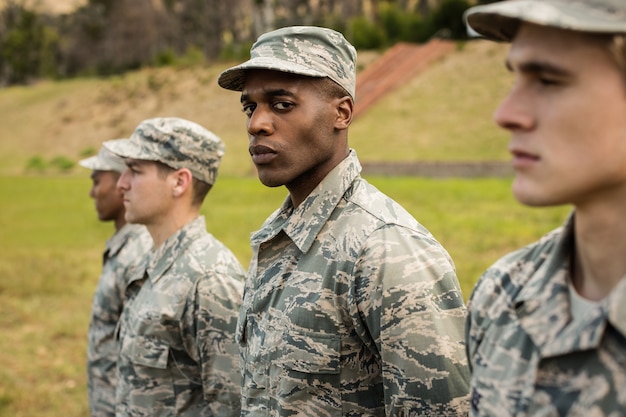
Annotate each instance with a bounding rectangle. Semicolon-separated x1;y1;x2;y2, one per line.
606;274;626;338
251;149;361;253
513;213;626;357
146;216;206;284
106;223;146;258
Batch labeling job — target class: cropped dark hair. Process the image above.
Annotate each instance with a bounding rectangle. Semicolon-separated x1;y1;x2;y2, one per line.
317;77;351;100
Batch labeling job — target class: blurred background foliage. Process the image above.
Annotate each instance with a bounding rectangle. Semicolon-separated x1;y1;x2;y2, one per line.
0;0;499;86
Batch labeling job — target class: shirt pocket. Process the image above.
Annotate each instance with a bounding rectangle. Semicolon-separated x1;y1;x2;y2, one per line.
125;335;176;415
275;330;340;374
130;335;170;369
268;329;342;415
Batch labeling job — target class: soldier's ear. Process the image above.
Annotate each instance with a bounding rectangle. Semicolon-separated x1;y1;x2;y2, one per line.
334;96;353;131
171;168;193;198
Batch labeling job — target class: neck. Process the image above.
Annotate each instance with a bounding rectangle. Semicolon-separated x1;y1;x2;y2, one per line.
572;206;626;301
287;147;350;208
114;216;126;232
148;207;200;248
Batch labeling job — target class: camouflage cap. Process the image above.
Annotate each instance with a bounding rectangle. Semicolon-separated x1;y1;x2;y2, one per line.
103;117;224;185
217;26;357;99
465;0;626;42
79;145;127;174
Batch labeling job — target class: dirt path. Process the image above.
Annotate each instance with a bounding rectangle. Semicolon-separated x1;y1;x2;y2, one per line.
354;40;511;178
354;39;456;119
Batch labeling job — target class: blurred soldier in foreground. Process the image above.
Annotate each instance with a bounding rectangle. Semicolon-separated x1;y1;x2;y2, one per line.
218;26;470;416
79;146;151;417
464;0;626;415
103;117;245;416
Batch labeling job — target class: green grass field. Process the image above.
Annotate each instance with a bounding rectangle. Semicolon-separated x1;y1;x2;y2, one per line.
0;175;571;417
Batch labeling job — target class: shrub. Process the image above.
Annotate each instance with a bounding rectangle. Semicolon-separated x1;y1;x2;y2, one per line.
177;45;205;67
348;16;386;50
0;4;43;84
25;155;47;173
154;48;177;67
405;14;436;43
379;3;413;44
79;147;97;158
49;156;75;173
219;41;253;62
429;0;472;40
316;14;347;36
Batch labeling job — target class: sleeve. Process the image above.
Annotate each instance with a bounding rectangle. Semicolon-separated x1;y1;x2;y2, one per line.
190;258;245;417
354;224;470;416
87;261;122;416
465;244;535;374
87;241;148;416
465;270;491;375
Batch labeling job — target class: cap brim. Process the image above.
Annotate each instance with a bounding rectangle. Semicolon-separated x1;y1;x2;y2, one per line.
102;138;145;160
465;0;626;42
78;155;101;170
218;56;327;92
78;154;126;173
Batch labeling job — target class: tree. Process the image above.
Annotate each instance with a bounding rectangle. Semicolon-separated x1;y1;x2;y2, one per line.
430;0;471;39
252;0;275;39
0;1;59;84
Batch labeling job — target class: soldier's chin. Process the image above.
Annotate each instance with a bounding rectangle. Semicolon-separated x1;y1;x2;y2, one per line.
256;171;285;188
512;182;560;207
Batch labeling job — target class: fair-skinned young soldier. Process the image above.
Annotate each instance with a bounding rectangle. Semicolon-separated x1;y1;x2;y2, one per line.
79;146;151;417
218;26;470;416
103;117;245;416
463;1;626;415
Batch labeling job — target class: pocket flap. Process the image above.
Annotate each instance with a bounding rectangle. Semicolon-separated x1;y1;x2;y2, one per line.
131;336;169;369
277;330;340;375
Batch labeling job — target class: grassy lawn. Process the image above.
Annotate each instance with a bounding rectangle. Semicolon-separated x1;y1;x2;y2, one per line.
0;175;571;417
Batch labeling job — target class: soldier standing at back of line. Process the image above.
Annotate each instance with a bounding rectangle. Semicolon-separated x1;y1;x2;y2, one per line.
464;0;626;415
218;25;470;416
79;145;151;417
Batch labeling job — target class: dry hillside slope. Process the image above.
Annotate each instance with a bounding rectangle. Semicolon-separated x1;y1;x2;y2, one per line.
0;40;511;177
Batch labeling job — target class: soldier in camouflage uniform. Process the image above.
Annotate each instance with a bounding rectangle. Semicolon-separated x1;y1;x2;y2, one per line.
464;1;626;415
103;117;245;416
218;26;470;416
80;145;152;417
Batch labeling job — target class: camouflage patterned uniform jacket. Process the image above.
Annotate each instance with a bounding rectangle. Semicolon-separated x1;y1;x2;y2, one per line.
466;214;626;416
87;223;151;417
238;150;470;416
116;216;245;417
